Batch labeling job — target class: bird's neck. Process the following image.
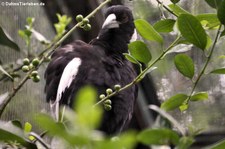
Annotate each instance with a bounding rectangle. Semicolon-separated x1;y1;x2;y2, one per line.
91;29;130;57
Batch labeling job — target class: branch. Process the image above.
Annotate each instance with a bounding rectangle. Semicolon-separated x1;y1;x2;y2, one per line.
0;0;111;117
186;24;222;103
94;36;181;107
155;0;178;17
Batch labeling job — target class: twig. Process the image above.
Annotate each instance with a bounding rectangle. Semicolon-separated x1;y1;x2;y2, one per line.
186;24;222;103
156;0;178;17
94;36;181;107
29;132;51;149
0;0;112;117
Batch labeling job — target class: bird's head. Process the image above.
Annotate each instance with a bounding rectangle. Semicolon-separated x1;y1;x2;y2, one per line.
98;5;136;43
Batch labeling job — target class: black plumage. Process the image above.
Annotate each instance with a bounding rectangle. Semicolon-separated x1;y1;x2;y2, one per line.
44;5;137;135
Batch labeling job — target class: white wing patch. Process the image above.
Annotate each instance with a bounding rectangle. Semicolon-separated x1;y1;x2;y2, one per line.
51;57;82;121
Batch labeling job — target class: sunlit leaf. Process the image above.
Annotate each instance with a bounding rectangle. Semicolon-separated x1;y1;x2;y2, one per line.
137;128;179;145
75;86;102;130
135;19;163;43
153;19;176;33
166;44;193;55
24;122;32;133
168;4;190;16
217;0;225;25
190;92;208;101
196;13;220;29
210;68;225;74
0;65;13;80
161;94;188;111
178;14;207;50
0;121;37;149
205;0;222;9
96;131;137;149
0;26;20;51
128;41;152;64
179;103;188;111
174;54;195;79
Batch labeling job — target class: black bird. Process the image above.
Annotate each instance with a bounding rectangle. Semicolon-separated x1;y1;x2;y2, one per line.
44;5;138;135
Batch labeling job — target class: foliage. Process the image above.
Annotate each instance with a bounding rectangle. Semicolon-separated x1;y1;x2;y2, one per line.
0;0;225;148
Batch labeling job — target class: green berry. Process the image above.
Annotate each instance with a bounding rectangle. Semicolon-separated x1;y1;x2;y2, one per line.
104;104;112;111
32;58;40;67
31;71;38;77
32;75;40;83
82;18;89;25
29;63;34;69
22;65;29;72
114;84;121;91
23;58;30;65
83;24;91;31
106;88;113;95
76;14;83;22
104;99;112;105
99;94;106;99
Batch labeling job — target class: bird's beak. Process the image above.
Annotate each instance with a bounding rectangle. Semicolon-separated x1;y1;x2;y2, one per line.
102;14;119;29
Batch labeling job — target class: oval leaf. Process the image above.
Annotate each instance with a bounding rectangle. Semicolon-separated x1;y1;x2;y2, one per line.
190;92;208;101
217;0;225;25
161;94;188;111
196;13;220;29
135;19;163;43
174;54;195;79
210;68;225;74
168;4;190;16
128;41;152;64
153;19;176;33
137;128;179;145
0;26;20;51
123;53;140;64
178;14;207;50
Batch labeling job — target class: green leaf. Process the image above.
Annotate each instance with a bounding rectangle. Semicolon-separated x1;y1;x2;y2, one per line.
36;113;88;146
205;0;222;9
177;137;195;149
135;19;163;43
11;120;23;129
171;0;180;4
153;19;176;33
96;131;137;149
123;53;140;64
210;68;225;74
26;17;35;28
0;26;20;51
178;14;207;50
24;122;32;133
161;94;188;111
217;0;225;25
174;54;195;79
128;41;152;64
0;121;37;148
168;4;190;16
190;92;208;101
137;128;179;145
179;103;189;111
208;139;225;149
0;65;13;80
196;13;220;29
75;86;102;129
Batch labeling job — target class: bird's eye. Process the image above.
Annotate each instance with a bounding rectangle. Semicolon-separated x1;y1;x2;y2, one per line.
120;15;128;23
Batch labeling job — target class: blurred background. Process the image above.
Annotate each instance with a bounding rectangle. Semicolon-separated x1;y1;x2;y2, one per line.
0;0;225;148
